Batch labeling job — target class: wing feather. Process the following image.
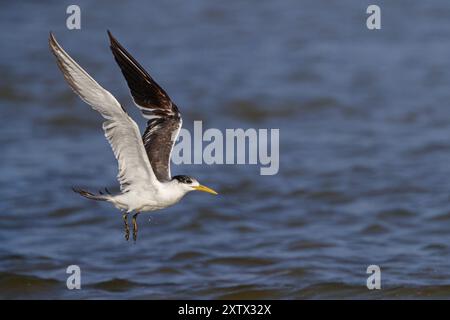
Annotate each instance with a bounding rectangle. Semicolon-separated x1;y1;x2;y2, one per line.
108;31;182;181
49;32;159;192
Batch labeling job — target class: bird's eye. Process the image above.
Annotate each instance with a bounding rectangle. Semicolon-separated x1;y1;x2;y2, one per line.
186;179;192;184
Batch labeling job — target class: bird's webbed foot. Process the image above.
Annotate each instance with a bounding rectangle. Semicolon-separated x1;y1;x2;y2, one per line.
123;213;130;241
132;212;139;242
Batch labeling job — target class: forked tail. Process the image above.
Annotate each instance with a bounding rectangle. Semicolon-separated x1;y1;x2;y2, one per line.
72;187;112;201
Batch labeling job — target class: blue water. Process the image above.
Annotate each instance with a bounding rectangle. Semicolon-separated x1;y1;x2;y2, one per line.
2;0;450;299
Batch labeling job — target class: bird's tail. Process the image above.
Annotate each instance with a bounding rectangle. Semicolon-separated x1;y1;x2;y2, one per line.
72;187;112;201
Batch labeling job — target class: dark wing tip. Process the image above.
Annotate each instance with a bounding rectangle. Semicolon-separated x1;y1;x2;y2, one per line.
49;31;56;47
48;32;60;57
72;186;82;194
107;30;121;51
106;31;178;116
107;30;114;43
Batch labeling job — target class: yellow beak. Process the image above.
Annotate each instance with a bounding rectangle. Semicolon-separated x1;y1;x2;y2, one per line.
193;185;218;195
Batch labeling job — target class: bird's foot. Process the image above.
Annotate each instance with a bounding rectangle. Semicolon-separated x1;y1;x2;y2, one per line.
132;213;139;242
123;213;130;241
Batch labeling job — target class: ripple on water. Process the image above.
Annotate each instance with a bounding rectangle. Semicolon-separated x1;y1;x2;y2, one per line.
282;267;311;279
359;223;390;235
293;282;371;299
169;251;206;262
380;285;450;299
305;190;353;204
287;240;334;251
376;208;417;220
225;100;299;122
90;278;142;293
151;266;183;275
0;272;60;299
176;284;287;300
422;243;448;252
0;83;30;103
42;115;99;131
214;286;286;299
429;211;450;222
406;143;450;157
47;206;85;218
206;256;276;268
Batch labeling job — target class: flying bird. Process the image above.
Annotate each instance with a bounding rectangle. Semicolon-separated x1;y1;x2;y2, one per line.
49;31;217;241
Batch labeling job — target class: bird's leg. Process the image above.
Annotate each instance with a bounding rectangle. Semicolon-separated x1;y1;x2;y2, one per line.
123;213;130;241
132;212;139;242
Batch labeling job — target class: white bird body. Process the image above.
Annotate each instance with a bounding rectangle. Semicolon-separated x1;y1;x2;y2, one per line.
49;31;217;240
110;180;192;212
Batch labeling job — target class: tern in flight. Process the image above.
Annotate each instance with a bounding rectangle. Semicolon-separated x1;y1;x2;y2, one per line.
49;31;217;241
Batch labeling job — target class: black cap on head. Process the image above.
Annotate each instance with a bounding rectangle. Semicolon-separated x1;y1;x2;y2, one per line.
172;175;193;184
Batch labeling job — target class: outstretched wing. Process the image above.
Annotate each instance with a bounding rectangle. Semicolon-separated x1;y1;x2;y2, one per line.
108;31;181;182
49;32;159;192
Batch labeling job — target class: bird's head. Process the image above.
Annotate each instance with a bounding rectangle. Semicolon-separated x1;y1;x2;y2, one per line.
172;175;218;195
